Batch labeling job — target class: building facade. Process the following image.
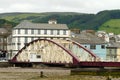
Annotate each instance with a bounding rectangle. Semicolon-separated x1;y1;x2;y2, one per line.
11;20;70;58
71;32;107;61
82;44;107;60
106;42;120;61
0;28;11;60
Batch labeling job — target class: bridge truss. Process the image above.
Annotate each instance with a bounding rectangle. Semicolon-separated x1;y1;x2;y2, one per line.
11;39;99;66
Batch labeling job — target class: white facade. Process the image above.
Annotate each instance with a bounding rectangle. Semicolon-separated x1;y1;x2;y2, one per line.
11;20;70;58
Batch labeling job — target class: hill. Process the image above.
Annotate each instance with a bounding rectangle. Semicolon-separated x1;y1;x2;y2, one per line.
99;19;120;34
0;19;16;28
0;12;94;29
0;12;83;21
0;10;120;34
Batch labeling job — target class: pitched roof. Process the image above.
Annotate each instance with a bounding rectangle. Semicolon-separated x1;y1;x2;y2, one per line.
71;32;106;44
14;20;68;30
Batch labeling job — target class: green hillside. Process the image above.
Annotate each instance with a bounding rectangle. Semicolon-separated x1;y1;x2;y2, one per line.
0;13;47;23
0;12;93;28
0;10;120;33
0;12;83;21
0;19;16;28
99;19;120;34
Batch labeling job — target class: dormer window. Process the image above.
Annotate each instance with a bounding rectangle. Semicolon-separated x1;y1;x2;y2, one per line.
48;19;57;24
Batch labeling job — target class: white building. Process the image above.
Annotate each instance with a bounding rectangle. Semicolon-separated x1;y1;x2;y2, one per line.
96;31;109;42
11;20;70;57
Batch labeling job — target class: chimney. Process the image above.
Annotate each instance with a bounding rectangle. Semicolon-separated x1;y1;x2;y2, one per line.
48;19;57;24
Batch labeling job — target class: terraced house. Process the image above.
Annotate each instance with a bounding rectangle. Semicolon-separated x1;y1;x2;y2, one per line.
71;31;107;61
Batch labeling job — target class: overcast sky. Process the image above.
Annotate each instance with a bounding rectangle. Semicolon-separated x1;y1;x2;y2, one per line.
0;0;120;14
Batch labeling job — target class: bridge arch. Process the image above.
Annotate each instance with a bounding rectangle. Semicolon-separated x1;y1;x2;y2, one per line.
71;41;98;61
11;39;80;65
11;39;99;65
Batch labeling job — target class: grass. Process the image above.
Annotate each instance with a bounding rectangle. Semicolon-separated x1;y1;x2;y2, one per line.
0;71;119;80
0;72;105;80
0;72;39;80
29;75;107;80
99;19;120;34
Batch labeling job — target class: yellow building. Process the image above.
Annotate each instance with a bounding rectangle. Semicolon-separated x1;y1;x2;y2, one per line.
106;42;120;61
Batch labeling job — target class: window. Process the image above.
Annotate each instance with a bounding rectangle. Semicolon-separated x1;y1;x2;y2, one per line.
18;29;20;34
31;37;34;41
24;43;28;45
63;30;66;35
17;37;21;46
57;30;60;35
17;43;21;45
36;55;41;58
12;43;15;45
31;29;34;34
17;43;21;50
90;45;96;49
14;30;16;34
114;49;117;54
25;37;28;43
38;30;41;34
25;29;28;34
101;45;105;49
44;30;47;34
51;30;53;35
18;37;20;43
109;49;112;55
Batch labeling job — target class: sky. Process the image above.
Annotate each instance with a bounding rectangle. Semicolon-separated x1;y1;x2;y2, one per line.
0;0;120;14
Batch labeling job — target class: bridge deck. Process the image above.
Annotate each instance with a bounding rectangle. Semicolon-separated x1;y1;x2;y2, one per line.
79;62;120;67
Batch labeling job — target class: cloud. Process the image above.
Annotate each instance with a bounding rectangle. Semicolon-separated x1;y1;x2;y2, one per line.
7;3;35;12
0;0;120;13
0;8;4;11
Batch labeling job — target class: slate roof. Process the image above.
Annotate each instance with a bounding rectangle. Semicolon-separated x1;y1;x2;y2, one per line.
14;20;68;30
71;32;106;44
